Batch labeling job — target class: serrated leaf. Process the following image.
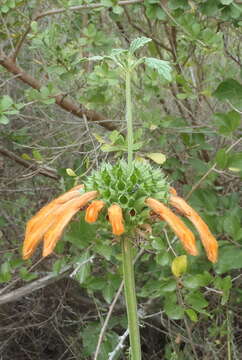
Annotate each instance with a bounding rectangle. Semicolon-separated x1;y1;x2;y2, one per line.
146;152;166;164
129;37;152;54
110;48;126;57
145;57;172;81
66;168;77;177
171;255;187;277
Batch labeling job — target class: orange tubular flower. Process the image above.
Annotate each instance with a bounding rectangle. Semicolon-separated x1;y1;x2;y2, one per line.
108;204;125;236
146;198;198;257
169;194;218;263
85;200;105;223
23;188;98;259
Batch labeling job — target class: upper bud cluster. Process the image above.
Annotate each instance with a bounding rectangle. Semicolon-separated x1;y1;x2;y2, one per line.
84;160;169;229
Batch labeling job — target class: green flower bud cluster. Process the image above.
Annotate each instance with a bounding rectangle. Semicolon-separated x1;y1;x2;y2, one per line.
84;160;169;229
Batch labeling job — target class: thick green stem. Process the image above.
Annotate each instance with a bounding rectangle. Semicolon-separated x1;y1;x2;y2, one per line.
125;70;133;173
121;237;141;360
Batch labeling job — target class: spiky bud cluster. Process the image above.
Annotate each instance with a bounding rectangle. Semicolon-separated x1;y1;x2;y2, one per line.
84;160;169;230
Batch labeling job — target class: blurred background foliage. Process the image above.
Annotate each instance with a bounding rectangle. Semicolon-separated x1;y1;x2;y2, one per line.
0;0;241;359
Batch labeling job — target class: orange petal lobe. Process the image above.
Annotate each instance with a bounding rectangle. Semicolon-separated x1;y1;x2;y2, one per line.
42;191;98;257
108;204;125;236
169;195;218;263
146;198;198;257
85;200;105;223
22;189;97;259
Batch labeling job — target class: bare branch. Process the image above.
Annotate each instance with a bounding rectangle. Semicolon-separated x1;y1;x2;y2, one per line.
0;51;117;131
0;266;71;306
35;0;145;20
0;147;59;180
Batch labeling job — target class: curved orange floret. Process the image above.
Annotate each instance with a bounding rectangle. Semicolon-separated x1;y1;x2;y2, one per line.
24;185;84;239
85;200;105;223
108;204;125;236
169;194;218;263
23;189;97;259
146;198;198;257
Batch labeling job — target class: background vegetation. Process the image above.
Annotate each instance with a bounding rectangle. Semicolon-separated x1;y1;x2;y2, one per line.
0;0;242;359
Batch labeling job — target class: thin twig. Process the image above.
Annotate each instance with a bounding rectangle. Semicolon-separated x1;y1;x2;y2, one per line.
186;138;241;199
35;0;144;21
108;329;129;360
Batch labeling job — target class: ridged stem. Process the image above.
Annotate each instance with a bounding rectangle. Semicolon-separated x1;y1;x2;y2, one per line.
125;70;133;173
121;237;141;360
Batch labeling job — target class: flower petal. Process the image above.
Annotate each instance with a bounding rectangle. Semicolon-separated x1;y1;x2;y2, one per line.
108;204;125;236
22;187;94;259
24;185;84;242
146;198;198;256
169;195;218;263
85;200;105;223
42;191;98;257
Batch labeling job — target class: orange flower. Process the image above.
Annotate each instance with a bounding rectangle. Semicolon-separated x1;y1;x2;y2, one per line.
23;188;97;259
108;204;125;236
85;200;105;223
169;194;218;263
146;198;198;256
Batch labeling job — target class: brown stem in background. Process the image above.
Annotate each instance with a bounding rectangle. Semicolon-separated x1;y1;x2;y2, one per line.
0;147;59;180
0;51;116;131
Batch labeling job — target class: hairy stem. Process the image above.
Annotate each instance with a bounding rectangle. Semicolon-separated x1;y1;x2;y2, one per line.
125;70;133;172
121;238;141;360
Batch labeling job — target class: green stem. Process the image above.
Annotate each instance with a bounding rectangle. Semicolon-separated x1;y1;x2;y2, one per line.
125;69;133;173
121;237;141;360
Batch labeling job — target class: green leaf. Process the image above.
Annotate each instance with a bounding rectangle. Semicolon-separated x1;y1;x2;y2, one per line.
171;255;187;277
112;5;123;14
52;258;67;274
146;152;166;164
185;308;198;322
215;246;242;274
214;276;232;305
30;21;38;32
145;57;172;81
0;95;13;111
215;148;228;169
227;152;242;172
183;272;212;289
32;149;42;161
129;37;152;54
186;292;208;311
155;252;170;266
74;252;92;284
165;301;184;320
213;79;242;110
19;267;38;281
0;262;12;283
214;110;241;136
220;0;233;4
66;168;77;177
0;115;9;124
92;133;106;144
88;55;105;61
